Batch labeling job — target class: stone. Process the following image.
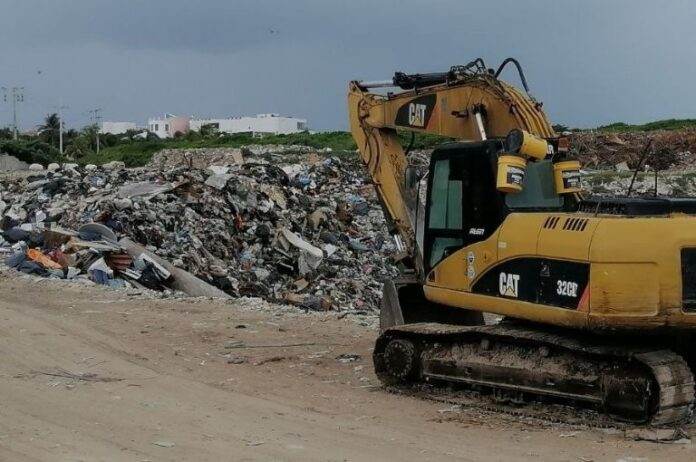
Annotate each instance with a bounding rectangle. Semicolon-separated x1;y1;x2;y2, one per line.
204;173;233;190
103;161;126;170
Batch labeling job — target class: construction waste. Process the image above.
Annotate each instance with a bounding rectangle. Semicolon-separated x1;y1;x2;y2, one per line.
570;130;696;170
0;149;399;314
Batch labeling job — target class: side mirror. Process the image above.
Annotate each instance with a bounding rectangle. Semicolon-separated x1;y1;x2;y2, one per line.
404;166;418;190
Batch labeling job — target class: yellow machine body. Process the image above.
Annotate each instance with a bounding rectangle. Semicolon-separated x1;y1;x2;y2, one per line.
347;59;696;334
424;212;696;331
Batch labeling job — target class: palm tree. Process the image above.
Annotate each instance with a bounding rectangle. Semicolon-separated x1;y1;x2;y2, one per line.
38;113;61;147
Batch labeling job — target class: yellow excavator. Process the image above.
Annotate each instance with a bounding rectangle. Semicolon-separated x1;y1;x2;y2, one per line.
348;58;696;425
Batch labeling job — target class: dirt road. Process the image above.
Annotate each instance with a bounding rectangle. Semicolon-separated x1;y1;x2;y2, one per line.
0;271;692;461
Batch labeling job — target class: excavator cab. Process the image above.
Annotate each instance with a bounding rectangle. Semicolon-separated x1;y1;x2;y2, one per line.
422;140;572;272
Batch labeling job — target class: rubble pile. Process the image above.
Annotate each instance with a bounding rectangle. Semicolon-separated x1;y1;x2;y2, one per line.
0;154;399;313
148;145;331;170
570;130;696;170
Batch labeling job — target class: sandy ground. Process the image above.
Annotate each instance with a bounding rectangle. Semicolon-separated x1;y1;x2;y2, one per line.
0;271;693;462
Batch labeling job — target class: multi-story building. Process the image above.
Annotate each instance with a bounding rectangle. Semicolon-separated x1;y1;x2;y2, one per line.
190;113;308;136
147;114;190;139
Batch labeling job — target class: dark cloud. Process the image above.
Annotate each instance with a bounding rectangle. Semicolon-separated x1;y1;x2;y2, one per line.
0;0;695;131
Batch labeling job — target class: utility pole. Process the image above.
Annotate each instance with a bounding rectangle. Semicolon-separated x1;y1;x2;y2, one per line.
1;87;24;140
89;108;102;154
54;99;68;155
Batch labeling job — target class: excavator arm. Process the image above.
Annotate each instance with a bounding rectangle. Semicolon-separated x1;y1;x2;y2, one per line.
348;58;556;276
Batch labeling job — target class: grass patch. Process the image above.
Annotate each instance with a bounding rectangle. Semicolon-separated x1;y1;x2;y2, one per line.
80;141;166;167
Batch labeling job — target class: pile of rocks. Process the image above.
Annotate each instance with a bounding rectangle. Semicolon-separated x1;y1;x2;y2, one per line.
0;152;399;313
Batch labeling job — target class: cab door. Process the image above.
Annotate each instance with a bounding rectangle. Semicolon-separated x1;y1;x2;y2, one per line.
423;141;505;273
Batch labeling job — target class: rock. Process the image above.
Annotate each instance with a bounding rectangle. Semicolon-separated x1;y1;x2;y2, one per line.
615;161;630;172
204;173;233;190
103;160;126;170
47;163;60;171
606;134;626;146
84;164;98;171
113;198;133;211
28;163;44;171
254;268;270;280
307;209;328;231
207;165;229;175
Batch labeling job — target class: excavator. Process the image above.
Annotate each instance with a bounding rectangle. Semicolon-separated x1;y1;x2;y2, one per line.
348;58;696;425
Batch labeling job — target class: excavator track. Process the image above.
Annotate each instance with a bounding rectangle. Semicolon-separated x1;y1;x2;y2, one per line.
374;323;695;426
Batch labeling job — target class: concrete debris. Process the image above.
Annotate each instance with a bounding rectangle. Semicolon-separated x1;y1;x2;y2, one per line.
0;154;29;171
102;160;126;170
204;173;234;190
0;151;398;313
570;130;696;170
626;427;691;444
149;147;245;170
336;353;361;363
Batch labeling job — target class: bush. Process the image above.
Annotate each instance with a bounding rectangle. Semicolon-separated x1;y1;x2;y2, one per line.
0;140;65;166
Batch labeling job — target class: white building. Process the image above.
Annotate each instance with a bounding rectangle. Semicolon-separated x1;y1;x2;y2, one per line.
190;113;308;136
147;113;191;139
100;121;137;135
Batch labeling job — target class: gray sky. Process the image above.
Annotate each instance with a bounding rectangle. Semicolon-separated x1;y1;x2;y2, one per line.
1;0;695;132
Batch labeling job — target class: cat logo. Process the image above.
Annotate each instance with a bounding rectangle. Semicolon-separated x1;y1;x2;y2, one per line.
408;103;427;127
395;94;436;128
499;272;520;298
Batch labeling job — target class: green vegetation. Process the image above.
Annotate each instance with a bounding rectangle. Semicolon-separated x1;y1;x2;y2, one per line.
0;140;65;166
595;119;696;132
89;130;454;167
79;141;166;167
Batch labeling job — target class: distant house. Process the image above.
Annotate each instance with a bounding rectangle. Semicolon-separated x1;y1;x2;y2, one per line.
100;121;137;135
147;114;190;139
190;113;308;137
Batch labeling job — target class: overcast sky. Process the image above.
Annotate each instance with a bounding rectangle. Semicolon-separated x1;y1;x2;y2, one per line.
1;0;695;132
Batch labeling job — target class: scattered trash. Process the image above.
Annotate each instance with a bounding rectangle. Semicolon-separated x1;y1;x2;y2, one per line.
336;353;362;363
437;405;462;414
626;427;691;444
152;441;176;448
